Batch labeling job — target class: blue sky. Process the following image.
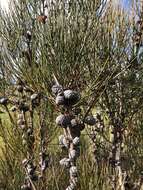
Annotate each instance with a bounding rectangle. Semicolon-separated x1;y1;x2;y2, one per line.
112;0;131;8
121;0;131;8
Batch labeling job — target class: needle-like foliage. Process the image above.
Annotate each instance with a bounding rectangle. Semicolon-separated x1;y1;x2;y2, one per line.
0;1;143;190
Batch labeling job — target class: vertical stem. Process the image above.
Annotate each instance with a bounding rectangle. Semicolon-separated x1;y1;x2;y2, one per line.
39;98;48;190
53;74;60;85
112;124;124;190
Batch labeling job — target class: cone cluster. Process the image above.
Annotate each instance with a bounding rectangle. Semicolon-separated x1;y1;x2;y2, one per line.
52;84;83;189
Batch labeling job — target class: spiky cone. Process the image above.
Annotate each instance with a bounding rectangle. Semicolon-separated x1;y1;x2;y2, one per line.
73;137;80;146
70;127;81;138
64;90;80;106
17;85;24;93
59;158;71;168
59;135;69;149
84;115;96;126
54;83;82;190
0;97;8;105
21;184;32;190
56;94;65;106
56;114;71;128
64;119;80;181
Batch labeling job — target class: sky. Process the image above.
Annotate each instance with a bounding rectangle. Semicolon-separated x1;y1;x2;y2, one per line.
121;0;131;8
0;0;9;10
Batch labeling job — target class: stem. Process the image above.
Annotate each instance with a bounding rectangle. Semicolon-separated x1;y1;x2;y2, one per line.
111;124;125;190
25;168;37;190
52;74;60;86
